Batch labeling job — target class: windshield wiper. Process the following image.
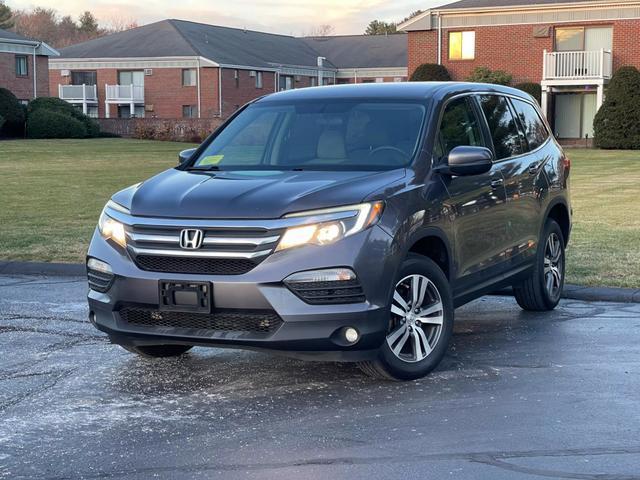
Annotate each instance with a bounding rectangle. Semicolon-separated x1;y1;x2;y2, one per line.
187;165;220;171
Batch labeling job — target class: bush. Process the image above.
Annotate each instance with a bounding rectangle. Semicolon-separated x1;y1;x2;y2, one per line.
514;82;542;104
594;66;640;149
466;67;512;85
28;97;100;137
27;109;87;139
410;63;451;82
0;114;5;131
0;88;25;136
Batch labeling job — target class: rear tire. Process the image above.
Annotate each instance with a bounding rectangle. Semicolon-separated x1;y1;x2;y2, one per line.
514;219;565;311
120;344;193;358
358;254;454;381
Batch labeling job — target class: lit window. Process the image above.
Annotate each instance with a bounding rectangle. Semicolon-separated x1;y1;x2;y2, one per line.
449;31;475;60
182;69;196;86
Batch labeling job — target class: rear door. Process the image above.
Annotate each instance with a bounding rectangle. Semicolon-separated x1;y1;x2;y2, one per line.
478;94;553;270
435;95;509;293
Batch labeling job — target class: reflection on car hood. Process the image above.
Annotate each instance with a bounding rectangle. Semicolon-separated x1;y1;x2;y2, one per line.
112;168;406;219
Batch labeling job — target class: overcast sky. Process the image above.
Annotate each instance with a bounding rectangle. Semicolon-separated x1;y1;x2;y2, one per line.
7;0;447;35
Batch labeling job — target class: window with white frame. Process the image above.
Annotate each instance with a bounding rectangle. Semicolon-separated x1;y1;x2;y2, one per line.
183;105;198;118
449;31;475;60
182;69;196;86
15;55;28;76
255;71;263;89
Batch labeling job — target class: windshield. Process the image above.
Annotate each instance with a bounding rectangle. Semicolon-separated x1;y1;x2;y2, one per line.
191;100;426;171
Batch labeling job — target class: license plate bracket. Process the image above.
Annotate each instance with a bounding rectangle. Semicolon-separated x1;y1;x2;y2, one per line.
159;281;212;313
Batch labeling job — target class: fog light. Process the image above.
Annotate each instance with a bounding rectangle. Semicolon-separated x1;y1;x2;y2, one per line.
344;327;359;344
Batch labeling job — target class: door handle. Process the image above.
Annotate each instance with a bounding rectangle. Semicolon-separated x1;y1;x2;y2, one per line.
529;162;540;175
490;178;504;189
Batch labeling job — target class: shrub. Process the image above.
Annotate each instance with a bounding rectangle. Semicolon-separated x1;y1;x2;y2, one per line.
0;87;25;136
466;66;512;85
28;97;100;137
514;82;542;104
0;114;5;131
410;63;451;82
593;66;640;149
27;109;87;138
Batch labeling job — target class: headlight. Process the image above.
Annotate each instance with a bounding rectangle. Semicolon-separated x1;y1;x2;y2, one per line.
98;210;127;248
276;201;384;252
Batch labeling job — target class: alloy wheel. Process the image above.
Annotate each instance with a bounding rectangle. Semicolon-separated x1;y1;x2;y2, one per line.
387;274;444;363
544;232;563;298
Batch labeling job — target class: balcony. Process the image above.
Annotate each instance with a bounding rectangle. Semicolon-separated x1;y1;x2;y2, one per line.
58;84;97;103
543;49;612;83
105;84;144;104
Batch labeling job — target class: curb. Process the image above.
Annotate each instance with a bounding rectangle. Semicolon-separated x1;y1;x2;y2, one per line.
1;260;639;303
0;261;85;277
493;285;640;304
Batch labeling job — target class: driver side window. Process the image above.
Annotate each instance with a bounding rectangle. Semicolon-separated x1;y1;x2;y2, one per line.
436;96;484;160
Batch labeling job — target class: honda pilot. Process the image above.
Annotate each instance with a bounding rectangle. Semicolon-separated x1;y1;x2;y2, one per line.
87;82;571;380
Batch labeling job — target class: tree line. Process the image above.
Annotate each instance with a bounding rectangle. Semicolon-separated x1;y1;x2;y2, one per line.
0;1;137;48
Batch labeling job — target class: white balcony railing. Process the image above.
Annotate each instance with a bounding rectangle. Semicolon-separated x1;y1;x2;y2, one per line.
105;84;144;103
58;84;97;102
543;49;612;81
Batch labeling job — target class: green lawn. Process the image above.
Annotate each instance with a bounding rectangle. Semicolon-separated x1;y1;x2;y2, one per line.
0;139;638;288
0;139;196;263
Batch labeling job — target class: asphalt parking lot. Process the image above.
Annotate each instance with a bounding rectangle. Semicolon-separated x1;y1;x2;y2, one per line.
1;273;639;479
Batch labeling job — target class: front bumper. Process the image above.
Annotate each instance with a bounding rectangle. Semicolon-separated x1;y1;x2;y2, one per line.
87;224;400;361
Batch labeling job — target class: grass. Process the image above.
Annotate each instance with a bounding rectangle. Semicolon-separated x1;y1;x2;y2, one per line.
0;140;638;288
0;139;195;263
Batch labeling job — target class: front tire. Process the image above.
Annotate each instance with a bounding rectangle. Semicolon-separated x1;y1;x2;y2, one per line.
358;254;454;381
514;219;565;311
120;344;193;358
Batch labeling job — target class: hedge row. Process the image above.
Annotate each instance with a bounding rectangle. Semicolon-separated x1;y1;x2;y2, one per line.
0;88;101;139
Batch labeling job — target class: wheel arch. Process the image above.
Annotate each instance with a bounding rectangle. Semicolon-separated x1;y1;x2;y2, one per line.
543;198;571;244
404;228;454;281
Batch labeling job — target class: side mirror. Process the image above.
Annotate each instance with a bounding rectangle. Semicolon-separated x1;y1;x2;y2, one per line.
178;148;197;164
437;146;493;176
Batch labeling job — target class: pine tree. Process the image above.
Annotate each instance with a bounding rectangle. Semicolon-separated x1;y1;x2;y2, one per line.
593;66;640;149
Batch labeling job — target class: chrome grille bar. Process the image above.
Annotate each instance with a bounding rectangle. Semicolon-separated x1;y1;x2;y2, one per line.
128;246;272;259
127;233;280;246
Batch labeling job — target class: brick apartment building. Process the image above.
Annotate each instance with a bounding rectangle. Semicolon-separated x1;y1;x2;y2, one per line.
49;20;407;119
399;0;640;140
0;28;58;103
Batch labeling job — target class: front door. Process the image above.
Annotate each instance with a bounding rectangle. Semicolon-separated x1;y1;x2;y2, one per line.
435;96;509;294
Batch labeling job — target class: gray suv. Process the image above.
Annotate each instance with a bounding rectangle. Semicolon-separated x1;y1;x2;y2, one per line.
87;82;571;380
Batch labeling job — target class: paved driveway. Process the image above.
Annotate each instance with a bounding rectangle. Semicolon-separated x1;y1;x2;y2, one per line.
1;274;639;479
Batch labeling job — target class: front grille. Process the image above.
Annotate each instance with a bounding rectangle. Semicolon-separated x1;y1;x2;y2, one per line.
126;224;281;275
120;307;283;334
286;279;366;305
134;255;256;275
87;268;114;293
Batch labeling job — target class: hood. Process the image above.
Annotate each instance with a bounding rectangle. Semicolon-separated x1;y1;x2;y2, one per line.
112;168;406;219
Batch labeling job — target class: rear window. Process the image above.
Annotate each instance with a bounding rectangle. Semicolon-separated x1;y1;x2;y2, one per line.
192;100;426;171
511;98;549;151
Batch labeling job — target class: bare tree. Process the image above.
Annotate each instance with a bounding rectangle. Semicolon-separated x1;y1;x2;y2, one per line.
306;24;335;37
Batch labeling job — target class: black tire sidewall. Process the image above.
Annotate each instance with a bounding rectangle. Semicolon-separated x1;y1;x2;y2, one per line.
376;254;454;380
538;220;566;309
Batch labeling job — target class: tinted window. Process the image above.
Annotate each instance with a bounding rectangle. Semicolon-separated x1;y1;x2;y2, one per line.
511;98;549;151
436;97;484;159
478;95;525;160
192;101;426;170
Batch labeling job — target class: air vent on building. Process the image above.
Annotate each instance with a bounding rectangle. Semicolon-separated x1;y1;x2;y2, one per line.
61;69;70;77
144;68;153;76
249;71;256;77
